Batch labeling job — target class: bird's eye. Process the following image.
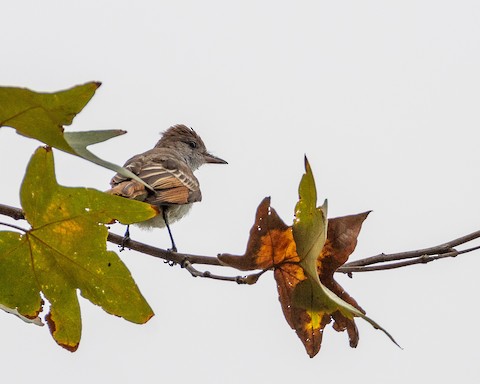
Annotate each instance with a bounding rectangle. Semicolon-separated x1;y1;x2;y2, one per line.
188;141;197;149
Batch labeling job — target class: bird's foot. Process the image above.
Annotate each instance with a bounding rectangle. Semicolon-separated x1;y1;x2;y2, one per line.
119;226;131;252
164;259;177;267
164;246;177;266
119;235;130;252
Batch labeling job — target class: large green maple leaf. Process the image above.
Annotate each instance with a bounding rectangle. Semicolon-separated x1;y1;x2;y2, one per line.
0;147;158;351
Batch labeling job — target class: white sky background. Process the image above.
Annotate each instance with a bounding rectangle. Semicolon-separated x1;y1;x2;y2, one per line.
1;1;480;382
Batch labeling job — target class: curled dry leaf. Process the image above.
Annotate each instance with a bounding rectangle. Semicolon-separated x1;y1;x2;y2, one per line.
219;158;398;357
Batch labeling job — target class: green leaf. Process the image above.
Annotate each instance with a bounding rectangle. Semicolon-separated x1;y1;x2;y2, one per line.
63;131;153;191
291;279;338;313
292;275;399;347
290;156;400;349
0;83;153;191
0;147;157;351
292;156;328;285
0;82;100;152
320;281;400;348
0;232;41;317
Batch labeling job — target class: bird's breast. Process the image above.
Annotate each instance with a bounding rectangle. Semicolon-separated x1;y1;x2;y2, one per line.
134;203;193;229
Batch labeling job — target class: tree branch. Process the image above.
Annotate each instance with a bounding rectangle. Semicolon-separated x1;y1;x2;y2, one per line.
0;204;26;221
107;231;222;266
338;230;480;274
1;203;479;280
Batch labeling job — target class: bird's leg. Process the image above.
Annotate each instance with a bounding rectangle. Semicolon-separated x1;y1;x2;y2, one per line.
162;208;177;253
120;224;130;252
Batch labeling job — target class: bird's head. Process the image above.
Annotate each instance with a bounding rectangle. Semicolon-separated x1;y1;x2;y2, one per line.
155;124;227;170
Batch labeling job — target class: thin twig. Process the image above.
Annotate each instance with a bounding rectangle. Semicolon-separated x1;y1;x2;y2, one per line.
344;230;480;268
180;260;250;284
180;260;271;284
339;242;480;274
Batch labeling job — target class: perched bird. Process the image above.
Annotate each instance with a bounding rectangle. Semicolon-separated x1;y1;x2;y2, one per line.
108;124;227;252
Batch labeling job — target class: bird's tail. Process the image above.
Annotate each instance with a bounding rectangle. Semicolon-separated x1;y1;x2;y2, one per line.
105;180;148;201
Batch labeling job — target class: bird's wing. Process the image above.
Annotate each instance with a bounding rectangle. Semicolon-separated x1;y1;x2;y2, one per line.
108;149;201;205
140;156;201;205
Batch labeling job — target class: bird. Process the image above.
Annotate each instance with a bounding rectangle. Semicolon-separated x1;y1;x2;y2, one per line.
107;124;227;252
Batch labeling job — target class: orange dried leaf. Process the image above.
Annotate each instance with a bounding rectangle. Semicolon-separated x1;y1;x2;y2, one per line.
218;197;298;271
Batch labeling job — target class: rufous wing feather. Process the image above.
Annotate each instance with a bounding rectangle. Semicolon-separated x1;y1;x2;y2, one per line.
107;180;148;201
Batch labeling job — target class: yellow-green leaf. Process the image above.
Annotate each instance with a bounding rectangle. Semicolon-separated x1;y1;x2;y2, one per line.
290;156;400;352
292;156;328;285
0;147;158;351
0;82;99;152
0;83;153;191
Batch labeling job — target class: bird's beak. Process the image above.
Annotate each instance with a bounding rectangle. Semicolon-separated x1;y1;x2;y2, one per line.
204;152;228;164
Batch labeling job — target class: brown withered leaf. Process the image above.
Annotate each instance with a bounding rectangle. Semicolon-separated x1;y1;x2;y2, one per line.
273;213;370;357
318;212;371;347
219;198;372;357
219;158;399;357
